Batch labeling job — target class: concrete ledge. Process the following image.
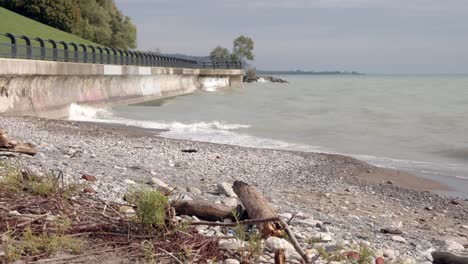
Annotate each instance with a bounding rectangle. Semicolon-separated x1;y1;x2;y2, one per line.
0;58;244;118
0;58;242;77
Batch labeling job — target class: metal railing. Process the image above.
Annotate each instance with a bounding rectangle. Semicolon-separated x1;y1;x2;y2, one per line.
0;33;242;69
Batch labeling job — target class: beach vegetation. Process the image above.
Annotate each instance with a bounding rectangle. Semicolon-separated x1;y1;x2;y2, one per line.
125;187;170;230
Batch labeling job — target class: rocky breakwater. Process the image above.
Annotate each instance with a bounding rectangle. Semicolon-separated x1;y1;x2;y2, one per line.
0;116;467;263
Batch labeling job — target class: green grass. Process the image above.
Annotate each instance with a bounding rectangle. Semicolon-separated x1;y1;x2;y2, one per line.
0;7;96;45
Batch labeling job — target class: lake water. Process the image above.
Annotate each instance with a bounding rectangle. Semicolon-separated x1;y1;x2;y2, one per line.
69;75;468;197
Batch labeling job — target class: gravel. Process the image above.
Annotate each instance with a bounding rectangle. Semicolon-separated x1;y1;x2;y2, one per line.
1;116;467;263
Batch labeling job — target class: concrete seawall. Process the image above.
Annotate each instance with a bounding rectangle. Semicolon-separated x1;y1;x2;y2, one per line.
0;58;243;118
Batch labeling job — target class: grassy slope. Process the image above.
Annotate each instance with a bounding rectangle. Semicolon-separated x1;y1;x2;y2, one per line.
0;6;96;45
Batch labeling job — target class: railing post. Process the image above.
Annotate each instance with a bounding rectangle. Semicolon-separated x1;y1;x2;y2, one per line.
104;48;111;64
5;33;17;58
96;47;104;64
18;35;32;59
48;39;58;61
69;43;78;62
78;44;87;63
88;46;96;63
59;41;69;62
34;37;46;60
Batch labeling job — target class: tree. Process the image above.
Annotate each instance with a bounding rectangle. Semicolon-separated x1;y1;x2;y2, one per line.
232;35;254;64
209;46;230;62
0;0;137;49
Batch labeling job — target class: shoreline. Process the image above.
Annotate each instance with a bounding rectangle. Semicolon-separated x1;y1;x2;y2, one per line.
1;115;467;261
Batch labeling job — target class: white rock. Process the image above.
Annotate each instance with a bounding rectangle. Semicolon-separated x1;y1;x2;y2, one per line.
8;211;21;216
419;248;435;262
150;178;171;192
265;237;301;260
224;259;240;264
222;197;238;207
391;235;406;243
217;182;237;197
312;232;333;242
383;249;396;259
219;239;244;250
403;257;415;264
187;187;202;195
444;240;465;252
279;213;293;219
124;179;136;185
461;225;468;230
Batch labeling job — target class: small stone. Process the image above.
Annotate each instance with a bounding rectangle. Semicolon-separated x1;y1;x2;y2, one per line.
403;257;415;264
461;225;468;230
82;174;97;182
222;197;238;207
219;239;244;250
391;235;406;243
187;187;202;195
83;187;96;194
119;206;134;215
443;240;464;251
265;237;301;260
380;228;403;234
346;251;360;261
375;257;385;264
224;259;240;264
8;211;21;216
124;179;136;185
383;249;396;259
149;178;171;192
312;232;333;242
217;182;237;197
450;199;461;205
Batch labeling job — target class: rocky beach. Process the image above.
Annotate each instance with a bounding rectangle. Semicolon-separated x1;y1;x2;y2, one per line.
0;115;467;263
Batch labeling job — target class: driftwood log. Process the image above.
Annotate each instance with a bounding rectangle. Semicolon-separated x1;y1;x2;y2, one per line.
172;199;240;221
0;129;37;156
232;181;282;237
432;252;468;264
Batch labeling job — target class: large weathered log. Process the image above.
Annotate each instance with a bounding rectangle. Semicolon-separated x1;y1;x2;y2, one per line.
172;199;239;221
232;181;282;237
432;252;468;264
0;129;37;156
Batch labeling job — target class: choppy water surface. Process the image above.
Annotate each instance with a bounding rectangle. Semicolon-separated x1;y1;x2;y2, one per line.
69;75;468;196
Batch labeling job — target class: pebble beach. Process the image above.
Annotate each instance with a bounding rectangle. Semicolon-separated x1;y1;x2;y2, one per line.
1;115;467;263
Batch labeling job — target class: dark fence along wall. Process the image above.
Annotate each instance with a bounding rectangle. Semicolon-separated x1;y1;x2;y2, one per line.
0;33;243;69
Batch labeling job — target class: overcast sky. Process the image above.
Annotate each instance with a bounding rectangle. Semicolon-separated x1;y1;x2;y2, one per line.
115;0;468;74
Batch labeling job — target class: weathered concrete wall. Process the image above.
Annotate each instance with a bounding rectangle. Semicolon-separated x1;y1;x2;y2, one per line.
0;58;244;118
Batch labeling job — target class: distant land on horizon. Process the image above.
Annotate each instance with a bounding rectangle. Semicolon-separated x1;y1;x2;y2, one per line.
257;70;364;75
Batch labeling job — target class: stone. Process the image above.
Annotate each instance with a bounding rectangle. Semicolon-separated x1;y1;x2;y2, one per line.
312;232;333;242
83;187;96;194
224;259;240;264
187;187;202;195
149;178;171;192
403;257;415;264
346;251;360;261
297;218;323;228
383;249;396;259
219;239;244;250
380;228;402;234
217;182;237;197
8;211;21;216
119;206;135;217
265;236;301;260
375;257;385;264
82;174;97;182
444;240;464;252
124;179;136;185
391;235;406;243
222;197;238;207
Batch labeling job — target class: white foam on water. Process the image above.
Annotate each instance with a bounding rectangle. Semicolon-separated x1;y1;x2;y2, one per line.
67;103;468;183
